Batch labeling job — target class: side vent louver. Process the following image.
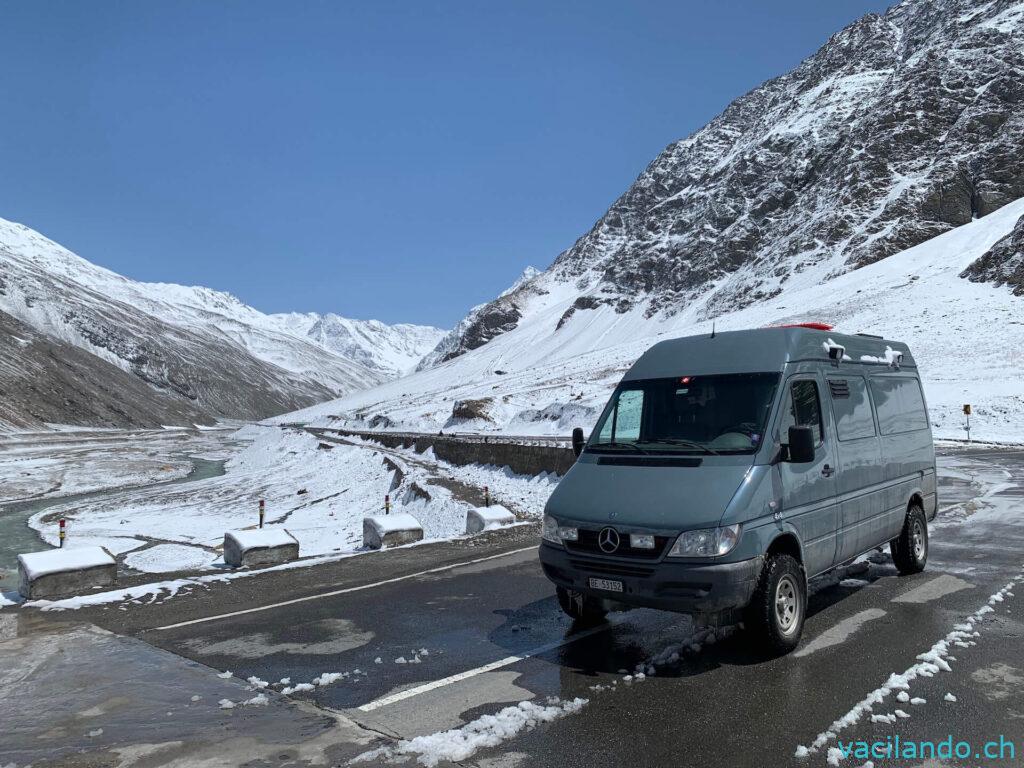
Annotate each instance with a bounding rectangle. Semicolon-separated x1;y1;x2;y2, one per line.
828;379;851;398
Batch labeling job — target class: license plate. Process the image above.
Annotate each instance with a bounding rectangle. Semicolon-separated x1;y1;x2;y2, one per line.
588;577;623;593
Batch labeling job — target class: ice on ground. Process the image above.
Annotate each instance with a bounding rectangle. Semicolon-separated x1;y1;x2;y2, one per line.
352;697;588;767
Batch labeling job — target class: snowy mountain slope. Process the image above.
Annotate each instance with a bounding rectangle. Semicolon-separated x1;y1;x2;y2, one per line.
275;196;1024;444
0;217;442;428
423;0;1024;366
417;267;540;371
962;212;1024;295
270;312;444;377
0;309;210;430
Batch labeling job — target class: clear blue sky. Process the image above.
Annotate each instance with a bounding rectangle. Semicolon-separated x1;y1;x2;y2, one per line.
0;0;891;328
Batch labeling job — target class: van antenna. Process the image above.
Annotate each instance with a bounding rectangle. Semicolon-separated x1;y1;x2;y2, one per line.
711;322;716;339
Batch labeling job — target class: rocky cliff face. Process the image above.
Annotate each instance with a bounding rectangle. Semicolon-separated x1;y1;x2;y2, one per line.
425;0;1024;365
962;212;1024;295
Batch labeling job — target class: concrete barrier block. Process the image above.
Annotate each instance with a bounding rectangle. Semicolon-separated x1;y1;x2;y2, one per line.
18;546;117;600
466;505;516;534
224;528;299;568
363;512;423;549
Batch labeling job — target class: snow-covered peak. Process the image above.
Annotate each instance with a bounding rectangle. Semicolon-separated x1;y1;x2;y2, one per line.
268;312;445;376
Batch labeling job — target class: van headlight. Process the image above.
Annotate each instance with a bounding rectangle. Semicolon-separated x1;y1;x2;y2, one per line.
667;524;741;558
542;515;578;545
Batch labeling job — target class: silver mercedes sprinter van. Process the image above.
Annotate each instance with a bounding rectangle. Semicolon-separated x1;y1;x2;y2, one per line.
540;324;936;654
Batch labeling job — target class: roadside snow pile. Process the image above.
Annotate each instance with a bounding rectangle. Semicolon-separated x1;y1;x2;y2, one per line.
278;197;1024;444
352;697;588;767
795;570;1024;759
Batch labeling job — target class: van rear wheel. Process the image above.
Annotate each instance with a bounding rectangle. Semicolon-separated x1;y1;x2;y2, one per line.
891;505;928;575
744;554;806;655
556;587;608;624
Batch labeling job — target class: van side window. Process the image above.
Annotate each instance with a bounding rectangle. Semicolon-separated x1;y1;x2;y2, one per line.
830;376;876;441
779;380;824;445
869;377;929;435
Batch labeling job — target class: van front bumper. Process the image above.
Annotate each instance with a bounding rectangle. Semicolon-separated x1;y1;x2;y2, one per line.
539;541;762;615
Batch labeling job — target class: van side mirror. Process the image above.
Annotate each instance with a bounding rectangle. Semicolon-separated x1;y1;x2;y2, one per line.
571;427;586;458
787;426;815;464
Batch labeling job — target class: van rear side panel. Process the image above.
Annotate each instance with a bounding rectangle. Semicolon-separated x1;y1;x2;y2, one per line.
869;374;936;540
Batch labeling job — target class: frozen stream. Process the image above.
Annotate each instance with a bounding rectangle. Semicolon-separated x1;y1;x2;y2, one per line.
0;454;227;592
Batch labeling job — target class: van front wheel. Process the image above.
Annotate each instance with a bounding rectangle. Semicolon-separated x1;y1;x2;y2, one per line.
556;587;608;625
891;505;928;575
744;554;806;655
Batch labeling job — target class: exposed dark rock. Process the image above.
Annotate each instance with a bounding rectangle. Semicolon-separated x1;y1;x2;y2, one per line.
961;214;1024;296
449;398;494;422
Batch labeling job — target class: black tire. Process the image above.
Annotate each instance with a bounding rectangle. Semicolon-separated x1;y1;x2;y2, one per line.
556;586;608;624
744;554;807;655
891;504;928;575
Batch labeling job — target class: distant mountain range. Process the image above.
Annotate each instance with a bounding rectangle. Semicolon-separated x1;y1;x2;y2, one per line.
0;217;443;430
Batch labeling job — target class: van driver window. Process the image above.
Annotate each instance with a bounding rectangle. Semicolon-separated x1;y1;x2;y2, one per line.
780;380;823;445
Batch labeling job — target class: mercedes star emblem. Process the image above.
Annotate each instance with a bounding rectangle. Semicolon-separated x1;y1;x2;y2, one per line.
598;527;621;554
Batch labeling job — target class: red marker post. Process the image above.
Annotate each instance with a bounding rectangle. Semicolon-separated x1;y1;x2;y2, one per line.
484;486;490;508
384;494;391;515
59;517;66;548
259;499;265;529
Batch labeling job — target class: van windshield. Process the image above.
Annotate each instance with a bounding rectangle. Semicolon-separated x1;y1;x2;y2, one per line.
587;373;781;455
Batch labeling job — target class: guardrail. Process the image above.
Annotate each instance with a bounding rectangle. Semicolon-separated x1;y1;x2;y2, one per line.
302;425;577;476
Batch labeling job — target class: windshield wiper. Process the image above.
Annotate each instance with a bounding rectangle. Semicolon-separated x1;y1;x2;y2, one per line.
643;438;720;456
586;441;651;454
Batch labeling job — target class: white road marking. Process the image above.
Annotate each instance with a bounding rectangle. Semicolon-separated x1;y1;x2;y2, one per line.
356;624;609;713
892;574;973;604
151;546;538;631
794;608;887;658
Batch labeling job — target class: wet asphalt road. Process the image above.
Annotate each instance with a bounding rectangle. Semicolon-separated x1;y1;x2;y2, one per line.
3;446;1024;768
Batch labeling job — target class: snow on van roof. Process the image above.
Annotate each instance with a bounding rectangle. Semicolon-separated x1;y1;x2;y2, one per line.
624;326;914;381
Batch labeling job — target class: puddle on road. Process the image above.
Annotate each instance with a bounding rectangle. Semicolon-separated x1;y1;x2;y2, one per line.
0;456;226;592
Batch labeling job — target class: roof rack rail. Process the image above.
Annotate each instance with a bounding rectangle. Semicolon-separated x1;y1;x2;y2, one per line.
855;333;884;339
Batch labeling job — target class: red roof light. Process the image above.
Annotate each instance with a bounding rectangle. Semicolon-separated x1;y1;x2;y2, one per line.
777;322;834;331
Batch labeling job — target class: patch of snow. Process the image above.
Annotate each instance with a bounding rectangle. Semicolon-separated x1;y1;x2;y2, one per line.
352;697;588;767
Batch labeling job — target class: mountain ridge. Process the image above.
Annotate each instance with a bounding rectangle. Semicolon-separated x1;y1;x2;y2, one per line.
0;216;443;430
421;0;1024;366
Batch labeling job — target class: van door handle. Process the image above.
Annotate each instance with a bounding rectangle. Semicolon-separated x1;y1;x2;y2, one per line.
821;464;835;478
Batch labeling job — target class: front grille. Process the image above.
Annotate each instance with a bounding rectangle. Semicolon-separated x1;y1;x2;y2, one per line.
568;557;656;579
566;528;670;560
